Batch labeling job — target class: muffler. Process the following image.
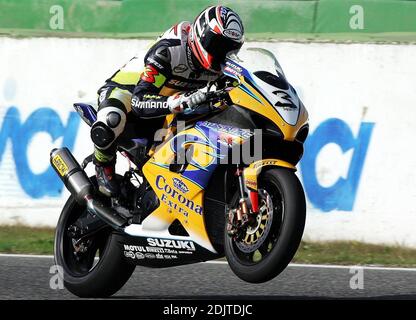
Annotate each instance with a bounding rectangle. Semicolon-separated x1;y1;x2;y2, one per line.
50;147;127;230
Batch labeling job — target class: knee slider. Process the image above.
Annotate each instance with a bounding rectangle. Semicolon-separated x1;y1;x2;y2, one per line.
92;107;126;149
91;121;116;149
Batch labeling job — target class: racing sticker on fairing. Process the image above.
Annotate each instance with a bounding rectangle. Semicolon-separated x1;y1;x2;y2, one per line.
123;238;196;260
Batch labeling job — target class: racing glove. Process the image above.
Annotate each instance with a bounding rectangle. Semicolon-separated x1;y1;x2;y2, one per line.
167;90;207;114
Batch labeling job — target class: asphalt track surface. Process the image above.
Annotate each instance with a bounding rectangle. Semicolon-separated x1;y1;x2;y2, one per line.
1;254;416;300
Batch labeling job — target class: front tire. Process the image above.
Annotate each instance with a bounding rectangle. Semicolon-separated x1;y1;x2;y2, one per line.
225;168;306;283
54;192;135;298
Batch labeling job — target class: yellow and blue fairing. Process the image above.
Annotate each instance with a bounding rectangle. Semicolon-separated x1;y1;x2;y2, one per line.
141;120;253;253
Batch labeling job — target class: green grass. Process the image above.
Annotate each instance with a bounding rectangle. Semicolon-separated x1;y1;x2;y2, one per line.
0;225;55;255
293;241;416;267
2;226;416;267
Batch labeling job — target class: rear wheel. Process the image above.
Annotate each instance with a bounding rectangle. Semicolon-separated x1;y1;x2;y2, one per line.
54;178;135;298
225;168;306;283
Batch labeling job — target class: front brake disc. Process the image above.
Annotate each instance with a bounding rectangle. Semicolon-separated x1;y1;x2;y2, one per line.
235;189;273;253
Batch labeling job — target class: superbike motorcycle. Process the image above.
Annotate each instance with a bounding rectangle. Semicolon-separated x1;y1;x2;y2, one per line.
50;48;309;297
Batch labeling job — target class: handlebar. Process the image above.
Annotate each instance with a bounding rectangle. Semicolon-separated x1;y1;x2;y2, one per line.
183;89;229;116
205;89;229;102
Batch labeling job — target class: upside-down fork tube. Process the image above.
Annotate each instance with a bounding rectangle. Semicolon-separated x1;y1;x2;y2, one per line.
236;165;259;214
242;158;297;213
236;167;245;197
50;147;127;231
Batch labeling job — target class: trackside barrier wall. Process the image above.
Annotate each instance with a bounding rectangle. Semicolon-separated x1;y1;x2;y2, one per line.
2;0;416;42
0;37;415;247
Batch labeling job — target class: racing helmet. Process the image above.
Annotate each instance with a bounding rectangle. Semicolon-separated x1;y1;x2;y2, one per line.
188;6;244;73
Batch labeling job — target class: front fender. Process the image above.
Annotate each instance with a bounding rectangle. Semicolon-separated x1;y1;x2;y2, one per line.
243;158;296;191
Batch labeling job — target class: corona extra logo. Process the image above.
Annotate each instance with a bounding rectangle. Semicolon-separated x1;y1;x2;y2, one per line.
156;175;202;215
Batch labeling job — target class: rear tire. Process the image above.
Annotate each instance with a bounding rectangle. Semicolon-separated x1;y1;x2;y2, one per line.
54;180;135;298
225;168;306;283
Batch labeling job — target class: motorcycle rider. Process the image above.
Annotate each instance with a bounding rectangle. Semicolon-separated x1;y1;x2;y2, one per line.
90;6;245;196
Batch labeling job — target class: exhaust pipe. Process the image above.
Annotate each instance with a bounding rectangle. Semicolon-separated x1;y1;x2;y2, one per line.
50;147;127;230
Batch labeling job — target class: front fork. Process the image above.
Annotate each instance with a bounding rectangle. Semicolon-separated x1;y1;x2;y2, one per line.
226;165;260;238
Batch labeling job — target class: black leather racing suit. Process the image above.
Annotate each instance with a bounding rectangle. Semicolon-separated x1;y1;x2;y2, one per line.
92;21;219;164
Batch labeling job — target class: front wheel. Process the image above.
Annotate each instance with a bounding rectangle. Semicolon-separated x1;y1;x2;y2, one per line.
225;168;306;283
54;182;135;298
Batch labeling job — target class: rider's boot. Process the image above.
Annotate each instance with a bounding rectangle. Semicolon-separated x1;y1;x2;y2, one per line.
94;148;120;197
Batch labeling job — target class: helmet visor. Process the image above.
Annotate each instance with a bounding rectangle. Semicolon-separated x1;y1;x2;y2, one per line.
200;30;243;70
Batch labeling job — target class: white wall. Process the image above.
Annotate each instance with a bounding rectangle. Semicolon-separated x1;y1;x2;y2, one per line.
0;37;415;247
